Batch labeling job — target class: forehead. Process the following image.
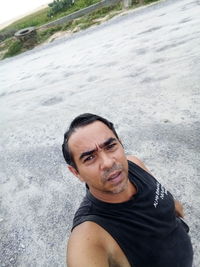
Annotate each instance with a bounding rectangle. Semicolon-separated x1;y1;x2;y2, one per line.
68;121;116;154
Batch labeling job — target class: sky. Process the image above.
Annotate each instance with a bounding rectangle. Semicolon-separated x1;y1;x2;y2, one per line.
0;0;52;26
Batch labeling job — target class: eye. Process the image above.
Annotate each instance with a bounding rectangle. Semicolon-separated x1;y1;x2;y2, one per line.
84;155;95;162
106;143;117;150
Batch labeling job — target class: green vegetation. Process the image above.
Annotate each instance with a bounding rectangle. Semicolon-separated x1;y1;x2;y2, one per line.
0;0;159;59
144;0;159;2
37;25;63;43
68;3;123;30
0;38;13;52
0;0;159;35
0;8;50;35
36;3;122;43
48;0;74;17
3;39;23;58
0;0;100;36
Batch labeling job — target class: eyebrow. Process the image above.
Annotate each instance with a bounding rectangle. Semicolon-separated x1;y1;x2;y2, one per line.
79;137;117;161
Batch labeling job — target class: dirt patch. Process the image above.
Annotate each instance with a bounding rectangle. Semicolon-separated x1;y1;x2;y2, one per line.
45;30;73;43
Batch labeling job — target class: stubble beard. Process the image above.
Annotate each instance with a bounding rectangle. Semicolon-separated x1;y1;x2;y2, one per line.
101;163;129;194
111;177;129;194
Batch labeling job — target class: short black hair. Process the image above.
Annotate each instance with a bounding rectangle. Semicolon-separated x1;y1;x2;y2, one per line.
62;113;119;170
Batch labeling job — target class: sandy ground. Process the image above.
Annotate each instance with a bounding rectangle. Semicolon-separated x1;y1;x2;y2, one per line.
0;0;199;266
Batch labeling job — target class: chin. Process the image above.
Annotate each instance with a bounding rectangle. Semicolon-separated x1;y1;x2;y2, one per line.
111;180;128;194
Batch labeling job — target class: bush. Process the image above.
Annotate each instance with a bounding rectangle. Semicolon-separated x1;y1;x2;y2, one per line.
3;40;23;58
48;0;73;17
0;29;16;42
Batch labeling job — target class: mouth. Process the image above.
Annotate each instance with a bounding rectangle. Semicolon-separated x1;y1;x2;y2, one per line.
107;171;122;184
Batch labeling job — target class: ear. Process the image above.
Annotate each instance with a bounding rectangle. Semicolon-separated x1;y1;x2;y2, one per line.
68;165;84;182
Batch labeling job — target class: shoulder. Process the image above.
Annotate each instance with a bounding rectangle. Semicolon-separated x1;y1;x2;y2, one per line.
126;155;151;174
126;155;143;166
67;221;109;266
69;221;106;245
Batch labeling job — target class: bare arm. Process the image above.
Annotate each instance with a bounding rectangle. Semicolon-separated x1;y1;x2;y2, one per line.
174;199;184;218
67;223;109;267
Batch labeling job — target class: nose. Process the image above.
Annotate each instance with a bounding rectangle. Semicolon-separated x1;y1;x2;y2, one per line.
99;151;114;171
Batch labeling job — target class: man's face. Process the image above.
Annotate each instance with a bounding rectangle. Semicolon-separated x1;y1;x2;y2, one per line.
68;121;129;200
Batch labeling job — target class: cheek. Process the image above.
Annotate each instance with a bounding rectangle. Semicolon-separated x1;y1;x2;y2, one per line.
80;165;100;179
116;151;128;168
115;148;126;160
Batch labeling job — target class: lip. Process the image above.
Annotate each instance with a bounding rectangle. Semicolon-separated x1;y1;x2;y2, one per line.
107;171;122;184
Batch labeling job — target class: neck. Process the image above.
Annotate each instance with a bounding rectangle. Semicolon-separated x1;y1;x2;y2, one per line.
90;180;137;203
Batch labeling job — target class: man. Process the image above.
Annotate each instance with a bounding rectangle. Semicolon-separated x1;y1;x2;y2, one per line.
62;113;193;267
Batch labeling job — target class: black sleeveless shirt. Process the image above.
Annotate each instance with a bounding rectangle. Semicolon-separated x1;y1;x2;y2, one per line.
72;161;193;267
